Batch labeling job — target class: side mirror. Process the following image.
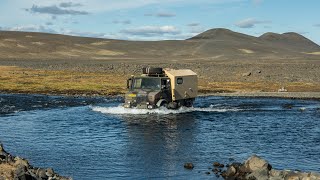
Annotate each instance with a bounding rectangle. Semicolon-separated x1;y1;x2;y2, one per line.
127;78;132;89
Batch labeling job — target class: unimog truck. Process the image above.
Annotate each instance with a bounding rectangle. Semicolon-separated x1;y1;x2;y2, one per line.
124;67;198;109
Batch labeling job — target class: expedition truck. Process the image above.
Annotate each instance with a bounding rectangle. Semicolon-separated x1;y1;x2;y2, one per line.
124;67;198;109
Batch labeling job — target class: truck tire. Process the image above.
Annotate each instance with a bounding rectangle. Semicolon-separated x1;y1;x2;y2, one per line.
156;99;167;108
142;67;163;74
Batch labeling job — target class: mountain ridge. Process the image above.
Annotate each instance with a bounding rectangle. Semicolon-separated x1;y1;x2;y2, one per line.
0;28;319;61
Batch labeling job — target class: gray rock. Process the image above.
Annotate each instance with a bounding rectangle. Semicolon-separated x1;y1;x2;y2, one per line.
242;72;252;77
244;155;271;172
184;163;194;169
246;168;269;180
14;165;33;180
226;165;237;177
310;172;320;177
270;169;287;178
14;157;29;168
285;172;301;180
213;162;220;167
36;168;47;179
46;168;55;177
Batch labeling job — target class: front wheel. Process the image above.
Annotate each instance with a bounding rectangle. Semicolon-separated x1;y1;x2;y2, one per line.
156;99;167;108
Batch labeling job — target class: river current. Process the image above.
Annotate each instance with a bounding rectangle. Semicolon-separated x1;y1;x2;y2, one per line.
0;94;319;179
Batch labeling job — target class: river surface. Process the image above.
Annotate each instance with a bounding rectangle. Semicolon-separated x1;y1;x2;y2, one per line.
0;94;319;179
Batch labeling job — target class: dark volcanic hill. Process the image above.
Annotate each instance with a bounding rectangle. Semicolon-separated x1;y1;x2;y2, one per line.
0;28;319;62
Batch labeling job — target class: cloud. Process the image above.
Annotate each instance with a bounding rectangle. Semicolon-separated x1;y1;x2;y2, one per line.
113;20;131;25
235;18;271;28
26;4;89;15
59;2;83;8
121;26;181;36
314;24;320;27
144;12;176;17
187;23;200;27
60;29;106;38
8;25;57;34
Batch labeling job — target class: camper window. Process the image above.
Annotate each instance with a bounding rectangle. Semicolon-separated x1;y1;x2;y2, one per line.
177;78;183;84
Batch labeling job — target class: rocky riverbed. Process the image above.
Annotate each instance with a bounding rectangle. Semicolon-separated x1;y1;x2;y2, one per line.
0;143;70;180
185;155;320;180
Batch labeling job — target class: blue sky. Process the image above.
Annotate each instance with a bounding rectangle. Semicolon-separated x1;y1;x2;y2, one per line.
0;0;319;44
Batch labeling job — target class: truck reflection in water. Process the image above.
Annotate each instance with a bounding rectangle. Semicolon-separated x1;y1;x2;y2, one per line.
120;113;198;178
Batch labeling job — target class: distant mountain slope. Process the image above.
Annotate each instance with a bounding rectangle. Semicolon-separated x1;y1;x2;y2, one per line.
259;32;320;51
0;29;319;61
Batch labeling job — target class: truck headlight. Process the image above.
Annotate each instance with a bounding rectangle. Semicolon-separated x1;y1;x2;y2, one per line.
147;105;153;109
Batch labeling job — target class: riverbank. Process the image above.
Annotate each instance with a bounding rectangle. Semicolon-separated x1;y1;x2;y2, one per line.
201;92;320;100
188;155;320;179
0;143;70;180
1;65;320;100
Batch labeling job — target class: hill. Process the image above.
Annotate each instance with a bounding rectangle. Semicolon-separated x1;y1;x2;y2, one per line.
0;29;319;62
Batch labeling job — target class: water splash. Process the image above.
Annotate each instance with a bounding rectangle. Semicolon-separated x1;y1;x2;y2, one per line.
91;104;241;115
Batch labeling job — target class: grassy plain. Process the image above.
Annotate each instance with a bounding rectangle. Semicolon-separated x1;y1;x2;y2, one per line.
1;66;320;96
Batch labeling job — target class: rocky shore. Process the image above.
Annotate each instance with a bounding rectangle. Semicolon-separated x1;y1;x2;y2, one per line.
200;92;320;100
0;143;70;180
185;155;320;180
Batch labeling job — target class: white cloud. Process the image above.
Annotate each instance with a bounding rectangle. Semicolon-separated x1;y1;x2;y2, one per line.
121;26;181;36
235;18;271;28
11;0;245;13
7;25;57;33
26;4;89;15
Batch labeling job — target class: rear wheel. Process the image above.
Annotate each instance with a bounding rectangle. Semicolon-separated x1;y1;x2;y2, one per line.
182;99;194;107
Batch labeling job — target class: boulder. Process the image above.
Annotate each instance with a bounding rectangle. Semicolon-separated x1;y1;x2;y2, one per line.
0;144;9;157
14;164;33;180
246;168;269;180
226;165;237;177
244;155;272;172
270;169;286;178
285;172;300;180
14;157;29;168
46;168;55;177
36;168;47;179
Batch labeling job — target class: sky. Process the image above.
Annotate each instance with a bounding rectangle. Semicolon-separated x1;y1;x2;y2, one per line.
0;0;319;44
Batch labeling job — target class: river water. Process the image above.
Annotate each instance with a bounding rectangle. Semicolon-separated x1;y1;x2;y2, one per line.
0;94;319;179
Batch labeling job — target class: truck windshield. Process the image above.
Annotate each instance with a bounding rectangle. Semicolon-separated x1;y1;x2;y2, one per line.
133;78;161;90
